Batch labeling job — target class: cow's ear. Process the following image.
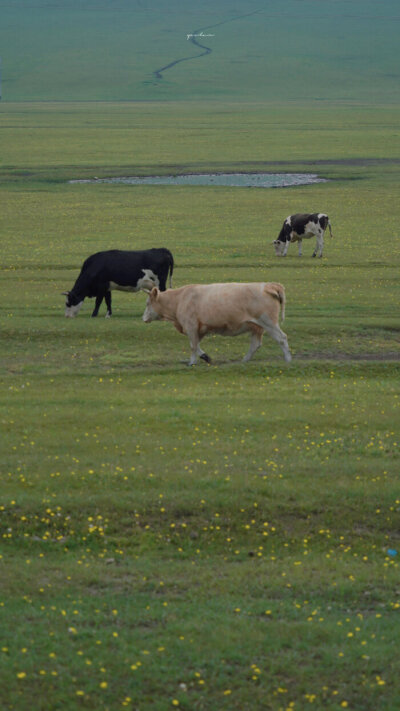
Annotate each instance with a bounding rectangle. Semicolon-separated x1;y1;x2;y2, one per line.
61;291;70;296
150;287;159;300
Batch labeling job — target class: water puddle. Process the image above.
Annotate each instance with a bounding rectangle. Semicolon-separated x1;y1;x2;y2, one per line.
70;173;327;188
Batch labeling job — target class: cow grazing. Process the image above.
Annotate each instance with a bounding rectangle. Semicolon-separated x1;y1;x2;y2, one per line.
273;213;333;257
142;282;291;366
63;248;174;317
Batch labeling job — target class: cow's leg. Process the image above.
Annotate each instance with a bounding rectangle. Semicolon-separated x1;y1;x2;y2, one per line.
318;231;324;257
158;271;167;291
186;330;211;365
243;331;263;362
91;294;103;317
267;324;291;362
198;346;211;364
298;239;303;257
282;240;290;257
196;333;212;363
312;230;324;257
187;330;201;366
256;316;292;363
105;291;112;318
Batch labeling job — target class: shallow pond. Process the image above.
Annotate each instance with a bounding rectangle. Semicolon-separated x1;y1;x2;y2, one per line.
70;173;326;188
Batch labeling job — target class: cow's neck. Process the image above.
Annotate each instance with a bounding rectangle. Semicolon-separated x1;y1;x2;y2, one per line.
158;289;181;323
71;286;86;303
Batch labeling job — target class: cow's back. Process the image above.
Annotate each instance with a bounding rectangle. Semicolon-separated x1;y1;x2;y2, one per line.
86;249;170;282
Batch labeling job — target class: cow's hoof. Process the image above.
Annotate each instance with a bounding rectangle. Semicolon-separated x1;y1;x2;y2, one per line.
200;353;212;364
105;313;111;318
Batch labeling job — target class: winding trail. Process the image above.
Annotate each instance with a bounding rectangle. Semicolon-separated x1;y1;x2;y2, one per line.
150;9;264;84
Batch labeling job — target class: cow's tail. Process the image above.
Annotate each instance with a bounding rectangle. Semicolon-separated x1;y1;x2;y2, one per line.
327;218;334;239
265;282;286;322
168;251;174;288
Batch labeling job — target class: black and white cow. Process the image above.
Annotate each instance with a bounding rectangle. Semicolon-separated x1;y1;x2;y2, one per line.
63;248;174;317
273;213;334;257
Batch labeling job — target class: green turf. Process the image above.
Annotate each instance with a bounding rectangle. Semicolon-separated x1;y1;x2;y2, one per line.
1;100;400;710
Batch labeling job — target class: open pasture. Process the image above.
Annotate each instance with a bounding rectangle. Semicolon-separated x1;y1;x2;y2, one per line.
1;0;399;103
1;102;400;710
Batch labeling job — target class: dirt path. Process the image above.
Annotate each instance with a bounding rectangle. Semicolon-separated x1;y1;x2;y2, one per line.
295;352;400;362
150;9;264;83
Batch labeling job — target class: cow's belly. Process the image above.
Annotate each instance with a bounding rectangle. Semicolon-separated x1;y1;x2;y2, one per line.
291;230;316;241
109;269;159;293
109;282;139;292
201;323;251;337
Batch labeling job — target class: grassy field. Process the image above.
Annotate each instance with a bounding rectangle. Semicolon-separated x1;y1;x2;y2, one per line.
1;0;400;103
1;101;400;710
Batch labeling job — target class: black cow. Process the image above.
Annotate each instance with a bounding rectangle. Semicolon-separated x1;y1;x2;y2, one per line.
273;213;334;257
63;248;174;317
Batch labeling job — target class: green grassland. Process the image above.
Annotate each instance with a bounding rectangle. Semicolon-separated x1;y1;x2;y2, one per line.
1;100;399;710
1;0;400;103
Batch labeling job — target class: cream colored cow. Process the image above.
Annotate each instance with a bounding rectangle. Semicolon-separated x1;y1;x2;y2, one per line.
142;282;291;366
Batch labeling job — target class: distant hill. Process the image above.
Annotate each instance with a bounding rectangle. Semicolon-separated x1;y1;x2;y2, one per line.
1;0;399;102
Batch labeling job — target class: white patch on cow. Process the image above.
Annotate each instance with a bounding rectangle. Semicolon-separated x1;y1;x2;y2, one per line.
109;270;159;293
137;269;160;291
302;223;319;238
65;301;84;318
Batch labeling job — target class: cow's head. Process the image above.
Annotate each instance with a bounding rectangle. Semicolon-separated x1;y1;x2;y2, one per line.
137;269;159;292
272;239;286;256
142;287;161;323
63;292;84;318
